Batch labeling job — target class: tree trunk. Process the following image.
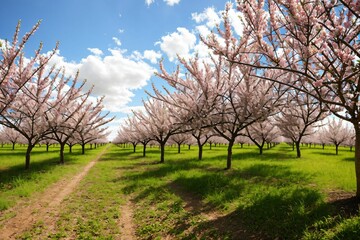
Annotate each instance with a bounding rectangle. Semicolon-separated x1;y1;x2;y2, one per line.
178;143;181;153
143;144;147;157
188;144;191;150
198;144;203;160
354;125;360;198
335;144;339;155
59;143;65;164
209;143;212;150
226;140;235;169
25;144;33;170
295;141;301;158
46;143;49;152
69;145;73;153
133;143;136;153
160;143;165;163
259;146;263;155
82;144;85;154
196;139;203;160
12;142;15;150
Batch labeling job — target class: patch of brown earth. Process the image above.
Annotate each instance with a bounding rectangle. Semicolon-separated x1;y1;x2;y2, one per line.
0;147;109;239
326;190;359;217
118;197;136;240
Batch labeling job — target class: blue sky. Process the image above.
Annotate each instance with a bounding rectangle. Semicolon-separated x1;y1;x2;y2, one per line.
0;0;240;139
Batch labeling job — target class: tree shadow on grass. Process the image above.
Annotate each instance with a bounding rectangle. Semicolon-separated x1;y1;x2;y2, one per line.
0;150;90;194
181;187;329;240
166;163;360;239
122;162;329;239
203;149;299;165
342;157;355;162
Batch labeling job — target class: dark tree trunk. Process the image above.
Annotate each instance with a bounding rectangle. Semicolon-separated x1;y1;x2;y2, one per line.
143;144;147;157
82;144;85;154
335;144;339;155
46;143;49;152
226;140;235;169
354;124;360;198
198;144;203;160
59;143;65;164
160;143;165;163
12;142;15;150
25;144;33;170
295;141;301;158
69;145;73;153
133;143;136;153
177;143;181;153
196;139;203;160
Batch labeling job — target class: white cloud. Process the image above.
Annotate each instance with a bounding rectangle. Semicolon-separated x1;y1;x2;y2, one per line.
47;50;80;74
157;27;196;62
45;48;154;113
228;8;244;36
118;105;145;114
145;0;181;6
112;37;122;46
130;50;161;64
191;5;243;37
192;7;221;29
87;48;103;56
106;117;127;141
164;0;180;6
145;0;155;6
143;50;162;64
195;25;211;38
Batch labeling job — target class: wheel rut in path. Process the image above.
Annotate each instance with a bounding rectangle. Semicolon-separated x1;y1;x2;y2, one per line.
118;196;136;240
0;146;109;239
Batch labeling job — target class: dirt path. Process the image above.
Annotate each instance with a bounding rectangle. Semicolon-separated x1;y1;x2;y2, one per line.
118;197;136;240
0;146;109;239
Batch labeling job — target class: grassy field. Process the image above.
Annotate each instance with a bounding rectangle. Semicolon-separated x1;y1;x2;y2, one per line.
1;142;360;239
0;144;103;212
113;143;360;239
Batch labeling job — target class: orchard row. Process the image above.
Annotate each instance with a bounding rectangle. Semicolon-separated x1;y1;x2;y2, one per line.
0;22;112;169
116;1;360;196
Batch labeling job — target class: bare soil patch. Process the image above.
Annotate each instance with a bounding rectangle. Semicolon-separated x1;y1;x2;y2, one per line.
118;197;136;240
327;190;359;217
0;147;108;239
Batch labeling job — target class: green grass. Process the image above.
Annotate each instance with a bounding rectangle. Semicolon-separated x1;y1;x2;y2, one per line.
0;144;103;212
42;147;124;239
112;143;359;239
2;142;360;239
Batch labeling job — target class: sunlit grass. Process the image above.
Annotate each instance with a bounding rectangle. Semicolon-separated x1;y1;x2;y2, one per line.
2;143;359;239
0;144;103;211
114;143;358;239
